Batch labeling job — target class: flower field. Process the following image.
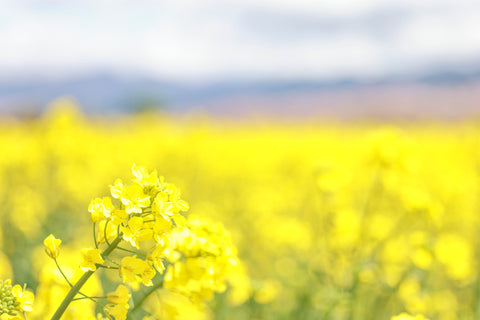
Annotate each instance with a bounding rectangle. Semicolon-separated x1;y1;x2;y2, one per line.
1;98;480;319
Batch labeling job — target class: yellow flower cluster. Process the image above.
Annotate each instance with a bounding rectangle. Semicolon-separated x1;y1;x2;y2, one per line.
84;164;188;279
163;216;244;303
0;280;34;318
37;163;246;320
76;165;191;319
89;164;188;250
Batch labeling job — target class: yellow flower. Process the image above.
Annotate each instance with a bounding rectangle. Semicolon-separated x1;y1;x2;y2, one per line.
11;285;34;312
120;256;155;286
153;215;173;245
121;216;153;248
80;248;104;272
148;245;167;274
171;188;189;212
105;285;131;319
172;214;186;228
104;303;128;320
43;234;61;259
88;197;115;222
107;285;130;307
152;192;174;219
110;179;125;200
120;184;150;214
132;164;160;188
110;209;128;226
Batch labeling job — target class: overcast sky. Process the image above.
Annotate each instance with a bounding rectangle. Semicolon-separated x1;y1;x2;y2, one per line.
1;0;480;83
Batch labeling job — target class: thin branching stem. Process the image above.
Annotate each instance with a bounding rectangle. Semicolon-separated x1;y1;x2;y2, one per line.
97;265;119;270
130;278;164;314
50;235;123;320
54;259;94;303
72;296;106;301
115;246;147;257
93;222;98;249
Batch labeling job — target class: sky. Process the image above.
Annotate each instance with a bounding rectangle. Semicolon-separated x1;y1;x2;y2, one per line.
1;0;480;83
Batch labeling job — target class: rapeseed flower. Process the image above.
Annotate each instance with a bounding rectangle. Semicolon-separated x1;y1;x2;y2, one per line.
43;234;61;259
104;304;128;320
121;216;153;248
11;285;34;312
88;197;115;222
107;285;130;307
120;256;155;286
0;280;34;316
132;164;161;189
118;184;150;214
104;285;130;320
80;248;104;272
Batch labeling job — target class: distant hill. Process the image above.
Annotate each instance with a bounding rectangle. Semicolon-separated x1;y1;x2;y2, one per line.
1;68;480;119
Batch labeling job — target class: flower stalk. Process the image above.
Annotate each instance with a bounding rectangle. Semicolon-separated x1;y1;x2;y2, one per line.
50;235;123;320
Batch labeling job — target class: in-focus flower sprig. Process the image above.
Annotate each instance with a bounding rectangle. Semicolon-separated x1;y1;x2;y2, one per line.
46;164;190;320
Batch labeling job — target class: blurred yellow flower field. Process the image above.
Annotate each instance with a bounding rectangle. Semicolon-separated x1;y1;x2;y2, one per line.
1;98;480;319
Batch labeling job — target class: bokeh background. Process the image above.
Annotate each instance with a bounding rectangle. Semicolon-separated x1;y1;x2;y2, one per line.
1;1;480;319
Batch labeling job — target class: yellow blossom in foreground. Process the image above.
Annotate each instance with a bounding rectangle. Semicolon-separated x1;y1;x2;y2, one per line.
12;284;34;312
104;303;128;320
43;234;61;259
120;256;155;286
148;245;167;274
110;179;125;200
107;285;130;307
153;216;172;245
88;197;115;222
80;248;104;272
121;216;153;248
120;184;150;214
110;209;128;226
132;163;160;188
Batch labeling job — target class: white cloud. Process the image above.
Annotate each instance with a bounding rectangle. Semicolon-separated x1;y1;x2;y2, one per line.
0;0;480;81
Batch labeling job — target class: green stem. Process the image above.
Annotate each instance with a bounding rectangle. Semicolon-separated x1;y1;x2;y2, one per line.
72;296;106;301
104;220;111;246
54;259;74;287
130;278;164;314
104;256;121;266
97;265;119;270
116;246;147;257
50;235;123;320
93;223;98;249
54;259;93;303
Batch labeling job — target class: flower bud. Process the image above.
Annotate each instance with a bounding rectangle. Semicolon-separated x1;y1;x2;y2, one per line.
43;234;61;259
